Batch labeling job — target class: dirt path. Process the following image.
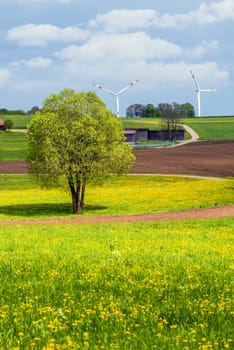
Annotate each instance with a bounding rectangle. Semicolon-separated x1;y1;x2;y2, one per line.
0;205;233;226
172;124;199;147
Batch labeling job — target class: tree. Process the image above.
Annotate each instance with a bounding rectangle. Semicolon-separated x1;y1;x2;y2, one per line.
27;89;135;214
160;104;181;141
27;106;41;115
145;104;161;118
4;119;13;130
126;104;146;117
179;103;195;117
0;109;8;114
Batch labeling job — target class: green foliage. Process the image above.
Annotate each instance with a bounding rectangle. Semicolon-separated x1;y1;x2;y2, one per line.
3;119;13;130
0;218;233;349
27;89;135;213
0;132;27;161
145;103;161;118
126;102;195;118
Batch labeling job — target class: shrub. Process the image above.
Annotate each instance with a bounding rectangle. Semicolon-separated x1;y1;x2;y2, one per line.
4;119;14;130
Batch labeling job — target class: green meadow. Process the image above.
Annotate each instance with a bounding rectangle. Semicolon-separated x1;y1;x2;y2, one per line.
183;117;234;140
0;132;27;161
0;114;32;130
0;218;233;349
0;175;233;348
0;115;233;349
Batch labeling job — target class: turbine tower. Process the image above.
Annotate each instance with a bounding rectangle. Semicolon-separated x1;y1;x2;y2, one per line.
190;71;216;117
93;79;139;117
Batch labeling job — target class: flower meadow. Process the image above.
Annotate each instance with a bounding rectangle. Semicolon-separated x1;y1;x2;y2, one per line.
0;219;233;349
0;175;233;219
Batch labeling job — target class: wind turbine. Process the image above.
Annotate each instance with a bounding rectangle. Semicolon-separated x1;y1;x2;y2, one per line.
190;71;216;117
92;79;139;117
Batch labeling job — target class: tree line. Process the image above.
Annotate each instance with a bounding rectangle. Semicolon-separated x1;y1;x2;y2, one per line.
0;106;41;115
126;102;195;118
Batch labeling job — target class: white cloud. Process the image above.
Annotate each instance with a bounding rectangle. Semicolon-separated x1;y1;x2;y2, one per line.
0;69;11;87
7;24;88;46
89;9;157;32
11;56;53;68
54;31;228;89
90;0;234;31
55;32;183;65
159;0;234;28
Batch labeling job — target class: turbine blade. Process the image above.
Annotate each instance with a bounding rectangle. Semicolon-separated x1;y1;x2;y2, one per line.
190;70;200;90
118;79;139;94
92;83;116;95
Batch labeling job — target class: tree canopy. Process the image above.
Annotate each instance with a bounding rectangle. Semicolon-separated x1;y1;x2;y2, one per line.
27;89;135;213
126;102;195;118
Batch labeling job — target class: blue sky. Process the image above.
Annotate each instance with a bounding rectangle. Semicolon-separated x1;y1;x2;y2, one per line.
0;0;233;116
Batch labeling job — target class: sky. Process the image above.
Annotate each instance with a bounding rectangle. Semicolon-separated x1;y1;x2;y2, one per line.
0;0;233;117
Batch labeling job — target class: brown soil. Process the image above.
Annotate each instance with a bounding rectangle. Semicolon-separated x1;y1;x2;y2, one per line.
130;140;234;177
0;141;233;225
1;141;233;177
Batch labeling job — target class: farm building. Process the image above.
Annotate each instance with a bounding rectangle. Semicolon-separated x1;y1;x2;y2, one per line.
0;119;5;131
124;128;185;143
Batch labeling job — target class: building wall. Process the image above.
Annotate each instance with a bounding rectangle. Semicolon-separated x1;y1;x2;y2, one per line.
125;128;185;143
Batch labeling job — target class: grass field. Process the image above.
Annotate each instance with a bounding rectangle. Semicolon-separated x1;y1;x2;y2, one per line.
122;117;234;141
182;117;234;141
0;132;27;161
0;174;233;219
123;118;161;130
0;114;32;129
0;218;233;349
0;115;233;349
0;114;234;140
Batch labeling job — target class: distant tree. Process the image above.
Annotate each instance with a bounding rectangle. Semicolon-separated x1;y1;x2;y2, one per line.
126;104;146;117
145;104;161;118
179;103;195;117
27;89;135;214
7;110;26;115
0;109;8;115
160;104;181;141
4;119;14;130
127;101;194;119
27;106;41;115
158;103;172;115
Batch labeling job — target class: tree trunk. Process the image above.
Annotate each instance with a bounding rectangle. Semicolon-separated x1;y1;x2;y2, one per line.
80;183;86;210
68;177;82;214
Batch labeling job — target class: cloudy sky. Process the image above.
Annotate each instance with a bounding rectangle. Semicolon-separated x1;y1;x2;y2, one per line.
0;0;233;116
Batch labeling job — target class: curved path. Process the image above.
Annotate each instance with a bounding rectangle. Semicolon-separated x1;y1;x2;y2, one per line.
0;205;233;226
174;124;199;146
